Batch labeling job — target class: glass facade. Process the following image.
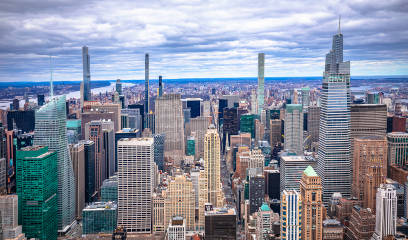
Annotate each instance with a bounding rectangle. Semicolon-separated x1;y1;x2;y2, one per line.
317;29;352;204
16;146;58;240
34;96;76;230
82;202;117;235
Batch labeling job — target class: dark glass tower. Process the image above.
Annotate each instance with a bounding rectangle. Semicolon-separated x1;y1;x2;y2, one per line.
82;46;91;101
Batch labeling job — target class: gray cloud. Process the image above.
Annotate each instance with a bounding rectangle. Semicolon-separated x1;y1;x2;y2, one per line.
0;0;407;82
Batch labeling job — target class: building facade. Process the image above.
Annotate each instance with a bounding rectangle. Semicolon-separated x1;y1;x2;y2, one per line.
155;94;185;161
204;125;223;207
387;132;408;167
34;96;76;232
117;138;153;233
82;202;117;235
163;174;195;231
372;184;397;239
352;136;387;211
317;25;352;204
284;104;303;155
69;142;86;219
281;190;302;240
257;53;265;114
300;166;324;240
16;146;58;239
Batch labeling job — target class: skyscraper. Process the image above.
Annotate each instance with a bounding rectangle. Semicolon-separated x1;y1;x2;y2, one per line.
352;136;387;211
158;75;163;97
16;146;58;239
82;46;91;101
0;195;25;240
387;132;408;167
164;174;195;231
307;106;320;143
145;53;149;114
85;120;115;192
155;94;185;162
34;95;76;232
204;125;223;207
317;21;352;204
284;104;303;155
300;166;324;240
301;87;310;108
372;184;397;239
69;143;86;219
117;138;153;233
281;190;302;240
80;140;96;202
257;53;265;114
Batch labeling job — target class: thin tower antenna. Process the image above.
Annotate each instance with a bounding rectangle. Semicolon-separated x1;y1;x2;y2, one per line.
338;15;341;34
50;55;54;98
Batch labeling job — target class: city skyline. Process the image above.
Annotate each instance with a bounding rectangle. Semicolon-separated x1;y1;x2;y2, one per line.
0;0;407;82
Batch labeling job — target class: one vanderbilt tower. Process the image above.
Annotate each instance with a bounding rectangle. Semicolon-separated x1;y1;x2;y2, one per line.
317;17;352;205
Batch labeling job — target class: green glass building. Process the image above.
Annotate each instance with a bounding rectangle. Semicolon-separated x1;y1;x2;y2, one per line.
186;137;195;156
16;146;58;240
82;202;117;235
101;175;118;202
240;114;258;138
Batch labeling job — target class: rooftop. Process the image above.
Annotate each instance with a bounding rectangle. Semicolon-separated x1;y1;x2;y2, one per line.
355;136;386;140
260;203;271;212
281;155;315;162
304;165;318;177
205;207;236;216
117;137;153;145
83;201;117;211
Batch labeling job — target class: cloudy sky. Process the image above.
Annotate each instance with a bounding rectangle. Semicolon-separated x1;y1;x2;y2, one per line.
0;0;407;82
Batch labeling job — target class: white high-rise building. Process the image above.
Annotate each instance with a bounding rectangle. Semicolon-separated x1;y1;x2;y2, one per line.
317;20;352;204
281;190;302;240
257;53;265;114
249;148;265;170
372;184;397;239
117;138;154;233
284;104;303;155
166;216;186;240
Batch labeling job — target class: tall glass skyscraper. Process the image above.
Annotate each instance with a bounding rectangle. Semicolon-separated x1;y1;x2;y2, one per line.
34;96;76;232
257;53;265;114
317;22;352;204
82;46;91;101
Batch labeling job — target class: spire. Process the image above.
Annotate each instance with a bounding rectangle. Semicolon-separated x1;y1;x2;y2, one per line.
338;15;341;34
49;55;54;98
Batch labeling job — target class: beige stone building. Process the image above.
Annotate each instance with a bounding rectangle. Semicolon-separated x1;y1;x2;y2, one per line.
300;166;324;240
164;174;195;231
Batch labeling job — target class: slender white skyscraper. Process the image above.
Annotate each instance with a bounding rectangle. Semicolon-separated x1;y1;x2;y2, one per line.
34;95;76;232
372;184;397;239
257;53;265;114
117;138;153;233
145;53;149;114
82;46;91;101
317;19;352;204
281;190;302;240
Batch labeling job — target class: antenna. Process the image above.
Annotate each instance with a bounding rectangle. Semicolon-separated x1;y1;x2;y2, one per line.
338;15;341;34
49;55;54;98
